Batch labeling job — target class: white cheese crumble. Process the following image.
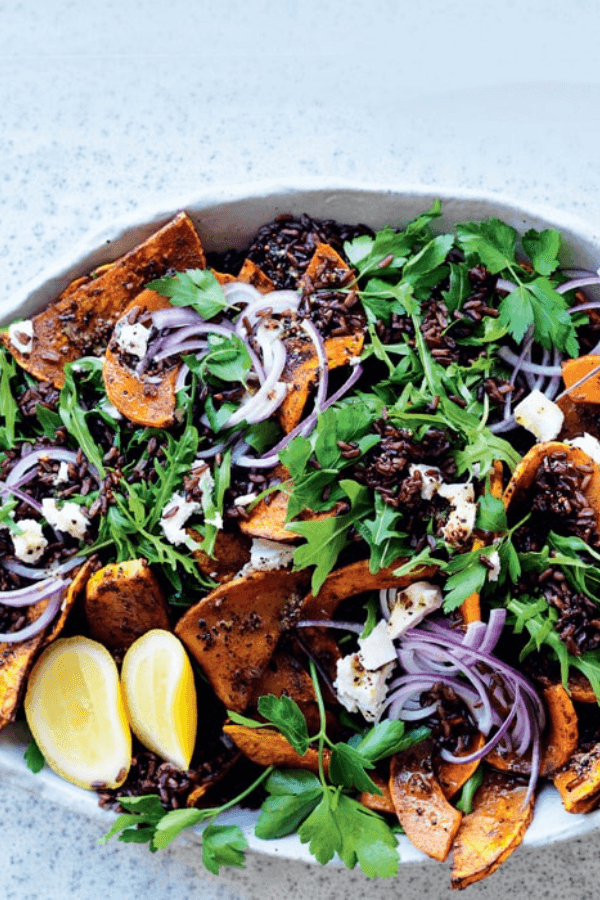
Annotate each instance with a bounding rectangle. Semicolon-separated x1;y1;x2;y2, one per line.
41;498;89;541
385;581;443;639
438;482;477;547
567;432;600;465
11;519;48;563
8;320;34;354
159;492;201;548
115;321;151;359
100;399;123;421
408;463;443;500
513;389;564;442
334;652;394;722
238;538;295;576
53;461;70;485
487;550;501;582
358;620;397;669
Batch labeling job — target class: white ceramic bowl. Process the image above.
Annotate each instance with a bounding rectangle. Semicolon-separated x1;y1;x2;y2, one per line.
3;181;600;865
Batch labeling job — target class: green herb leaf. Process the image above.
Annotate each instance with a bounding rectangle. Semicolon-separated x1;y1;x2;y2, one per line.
257;694;310;755
24;736;45;774
201;824;248;875
149;268;230;320
255;770;323;840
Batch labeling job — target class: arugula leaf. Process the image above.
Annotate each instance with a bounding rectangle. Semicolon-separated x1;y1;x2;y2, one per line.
58;359;107;478
0;345;19;450
149;268;231;320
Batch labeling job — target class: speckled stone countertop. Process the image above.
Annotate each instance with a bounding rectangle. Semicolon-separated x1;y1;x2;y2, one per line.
2;2;600;898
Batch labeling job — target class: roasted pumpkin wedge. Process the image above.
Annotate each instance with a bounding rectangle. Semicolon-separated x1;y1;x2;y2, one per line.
460;460;504;625
450;768;535;889
277;332;364;434
389;737;462;862
561;354;600;404
84;558;171;651
103;289;181;428
1;212;205;387
191;527;252;585
553;742;600;813
503;441;600;531
223;722;329;776
486;683;578;778
174;567;311;712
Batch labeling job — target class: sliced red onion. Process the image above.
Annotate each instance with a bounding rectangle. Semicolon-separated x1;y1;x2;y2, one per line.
497;346;562;378
0;591;63;643
150;307;206;330
235;364;364;469
223;337;287;429
0;480;43;515
174;361;190;393
4;448;88;487
0;556;84;581
234;289;302;338
222;281;262;308
0;576;69;608
296;619;364;635
496;278;518;293
301;319;328;413
558;276;600;295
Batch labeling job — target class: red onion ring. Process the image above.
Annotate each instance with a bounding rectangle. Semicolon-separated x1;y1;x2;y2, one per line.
0;591;63;643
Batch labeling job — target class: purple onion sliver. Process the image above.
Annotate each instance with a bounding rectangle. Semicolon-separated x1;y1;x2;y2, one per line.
559;277;600;295
0;577;68;608
0;592;63;642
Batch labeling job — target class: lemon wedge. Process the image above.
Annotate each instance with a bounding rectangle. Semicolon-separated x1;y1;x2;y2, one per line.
24;636;132;791
121;629;197;770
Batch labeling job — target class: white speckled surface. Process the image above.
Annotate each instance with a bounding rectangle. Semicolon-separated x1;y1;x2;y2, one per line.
2;1;600;897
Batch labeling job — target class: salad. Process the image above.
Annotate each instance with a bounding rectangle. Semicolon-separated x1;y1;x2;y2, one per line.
2;201;600;888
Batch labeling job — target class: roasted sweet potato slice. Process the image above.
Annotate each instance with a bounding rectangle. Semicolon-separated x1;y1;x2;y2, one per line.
436;733;487;799
1;212;206;387
191;528;252;584
302;242;355;293
557;393;600;442
503;441;600;535
561;354;600;404
278;332;364;434
84;558;171;651
450;768;534;889
389;737;463;862
103;289;181;428
553;742;600;813
174;567;311;712
237;259;275;294
486;683;578;777
237;466;342;543
0;559;93;731
300;557;439;621
358;773;395;813
223;722;329;775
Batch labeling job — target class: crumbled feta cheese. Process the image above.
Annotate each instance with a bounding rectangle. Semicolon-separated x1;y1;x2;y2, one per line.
8;320;34;354
513;389;564;442
408;463;443;500
238;538;295;576
438;482;477;546
567;432;600;465
358;620;397;669
115;321;151;359
41;498;89;541
487;550;501;582
53;461;70;485
159;493;201;548
334;652;394;722
386;581;443;639
11;519;48;563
